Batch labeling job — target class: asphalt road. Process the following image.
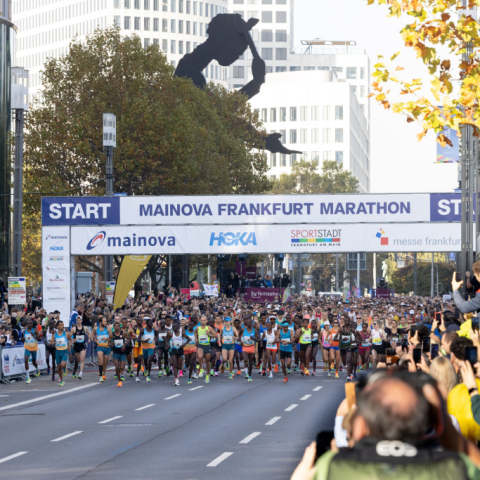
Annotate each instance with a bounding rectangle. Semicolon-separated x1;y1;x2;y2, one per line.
0;366;345;480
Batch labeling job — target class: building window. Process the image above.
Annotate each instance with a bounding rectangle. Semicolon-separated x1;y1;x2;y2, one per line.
125;0;131;6
323;151;332;161
276;0;286;3
290;107;297;121
145;0;150;8
312;151;319;164
134;17;140;29
323;128;331;143
318;66;329;71
179;20;183;33
276;48;287;60
335;151;344;163
266;66;273;73
281;154;287;166
200;23;203;36
171;19;176;32
270;108;276;122
193;22;197;34
290;66;301;71
263;0;272;3
114;15;121;26
360;66;365;79
276;66;287;72
279;107;286;122
179;41;183;54
186;42;191;53
346;67;357;79
262;30;273;41
311;106;319;121
247;10;259;19
171;40;176;53
335;128;343;143
171;0;176;11
300;129;308;144
304;66;315;71
261;48;273;60
300;106;307;121
261;109;267;122
290;130;297;144
352;85;357;95
162;39;167;50
279;130;286;143
271;153;276;167
335;106;343;121
187;21;191;34
233;0;244;3
361;104;365;114
154;38;159;45
115;0;120;7
276;11;286;22
290;154;297;166
134;0;140;8
199;2;203;15
276;29;287;42
124;16;131;29
179;0;184;12
311;128;319;144
360;85;365;98
154;0;159;10
333;66;343;73
187;0;191;13
153;18;159;31
233;66;244;78
323;105;331;121
144;18;150;30
144;38;150;49
163;0;168;10
162;18;168;31
262;11;272;22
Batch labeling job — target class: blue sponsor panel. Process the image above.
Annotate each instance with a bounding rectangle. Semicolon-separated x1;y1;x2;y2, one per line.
430;193;475;222
42;197;120;225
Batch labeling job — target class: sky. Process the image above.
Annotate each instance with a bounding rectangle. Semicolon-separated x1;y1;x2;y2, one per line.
294;0;458;193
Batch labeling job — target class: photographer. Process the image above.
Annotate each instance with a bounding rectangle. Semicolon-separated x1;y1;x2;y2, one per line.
452;263;480;314
292;373;480;480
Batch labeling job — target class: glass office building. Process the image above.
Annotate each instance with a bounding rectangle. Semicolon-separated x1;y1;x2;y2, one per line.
0;1;16;278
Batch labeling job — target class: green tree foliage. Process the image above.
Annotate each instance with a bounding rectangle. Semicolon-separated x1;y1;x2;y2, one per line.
21;27;272;284
390;262;454;296
270;159;359;194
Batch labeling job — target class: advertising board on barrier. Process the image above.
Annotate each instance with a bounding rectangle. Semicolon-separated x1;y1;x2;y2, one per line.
243;288;291;303
42;193;470;226
2;344;47;376
70;222;469;255
8;277;26;305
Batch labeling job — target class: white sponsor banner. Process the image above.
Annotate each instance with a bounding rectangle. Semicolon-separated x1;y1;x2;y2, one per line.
2;344;47;376
71;223;468;255
106;281;116;305
8;277;26;305
42;226;71;323
204;284;219;296
120;194;430;225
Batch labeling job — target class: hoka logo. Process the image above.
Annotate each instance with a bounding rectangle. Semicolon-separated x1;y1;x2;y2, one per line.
209;232;257;246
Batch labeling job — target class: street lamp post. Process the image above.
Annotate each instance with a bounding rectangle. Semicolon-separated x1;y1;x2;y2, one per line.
103;113;116;282
11;67;29;278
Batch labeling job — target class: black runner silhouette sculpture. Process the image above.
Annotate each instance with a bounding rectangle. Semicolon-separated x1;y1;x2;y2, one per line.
175;13;301;155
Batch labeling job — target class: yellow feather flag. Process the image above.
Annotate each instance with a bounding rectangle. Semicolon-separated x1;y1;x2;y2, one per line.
113;255;151;308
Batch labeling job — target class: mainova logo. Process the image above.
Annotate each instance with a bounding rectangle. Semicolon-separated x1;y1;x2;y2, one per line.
86;231;106;250
45;235;68;241
209;232;257;246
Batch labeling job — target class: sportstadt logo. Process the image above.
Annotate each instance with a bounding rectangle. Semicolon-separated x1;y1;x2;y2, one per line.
376;228;389;246
87;231;106;251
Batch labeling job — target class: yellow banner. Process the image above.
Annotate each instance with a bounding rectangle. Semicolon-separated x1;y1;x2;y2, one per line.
113;255;151;308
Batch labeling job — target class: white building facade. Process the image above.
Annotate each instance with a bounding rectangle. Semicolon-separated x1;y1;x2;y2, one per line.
250;70;370;192
12;0;229;94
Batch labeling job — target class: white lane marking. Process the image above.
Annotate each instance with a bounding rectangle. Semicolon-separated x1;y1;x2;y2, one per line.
189;386;203;391
207;452;233;467
239;432;261;444
0;452;28;464
164;394;181;400
0;395;9;397
98;416;123;424
265;416;281;426
0;384;96;412
313;387;322;392
285;404;298;411
51;431;83;442
135;404;155;411
301;394;311;401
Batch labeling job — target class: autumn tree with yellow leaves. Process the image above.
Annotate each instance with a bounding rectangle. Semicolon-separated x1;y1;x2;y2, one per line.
366;0;480;146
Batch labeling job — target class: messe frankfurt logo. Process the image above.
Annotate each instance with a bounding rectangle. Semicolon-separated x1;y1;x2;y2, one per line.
86;231;106;250
376;229;389;246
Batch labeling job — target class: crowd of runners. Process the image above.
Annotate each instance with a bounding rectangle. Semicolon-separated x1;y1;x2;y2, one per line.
2;290;460;388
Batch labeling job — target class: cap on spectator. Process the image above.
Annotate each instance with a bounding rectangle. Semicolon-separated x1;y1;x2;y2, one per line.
410;309;415;314
304;314;310;319
267;304;272;309
324;320;330;326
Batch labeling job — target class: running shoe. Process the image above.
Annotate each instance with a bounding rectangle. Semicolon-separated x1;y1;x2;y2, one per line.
312;370;316;376
72;374;77;378
199;369;204;378
353;373;357;379
188;379;192;385
174;378;180;386
300;370;304;376
102;375;106;381
128;365;133;373
237;370;242;375
214;372;219;377
283;377;288;383
210;369;215;376
258;369;262;375
135;377;140;383
335;372;339;378
179;370;183;378
130;373;134;378
305;369;310;376
287;368;291;374
244;374;249;379
294;367;298;372
192;372;198;379
35;371;40;378
274;364;279;373
100;376;104;382
247;376;252;382
268;372;273;379
114;374;117;379
349;375;354;381
262;370;266;376
346;377;350;383
331;363;334;370
339;366;343;372
205;374;210;384
328;371;331;377
78;373;82;380
26;377;31;384
59;380;65;387
141;366;144;372
143;371;147;376
47;367;50;376
63;368;67;374
229;373;233;380
52;375;55;381
120;376;125;381
323;366;328;372
147;376;151;382
117;381;123;387
158;371;162;377
220;364;225;374
255;363;261;369
162;369;167;376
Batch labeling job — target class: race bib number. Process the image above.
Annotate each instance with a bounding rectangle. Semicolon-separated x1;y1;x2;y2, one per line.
313;333;318;341
158;333;167;340
98;335;108;344
56;338;66;347
224;336;233;344
242;336;253;345
373;337;382;344
362;342;370;347
114;339;123;348
173;340;183;348
303;334;311;342
76;335;84;343
25;334;34;343
199;335;208;344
